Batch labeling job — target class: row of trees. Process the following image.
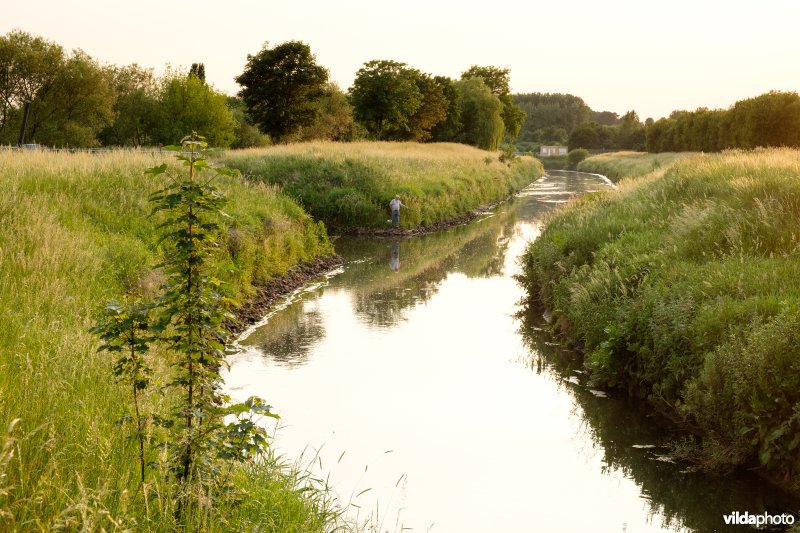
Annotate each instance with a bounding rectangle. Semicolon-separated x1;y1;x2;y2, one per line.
236;41;526;150
1;31;526;151
0;31;261;148
512;93;637;151
567;111;649;151
645;91;800;152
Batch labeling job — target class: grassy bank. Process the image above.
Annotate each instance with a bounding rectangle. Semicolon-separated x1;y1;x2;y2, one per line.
576;151;697;182
221;142;543;230
0;151;338;529
536;155;568;170
521;149;800;492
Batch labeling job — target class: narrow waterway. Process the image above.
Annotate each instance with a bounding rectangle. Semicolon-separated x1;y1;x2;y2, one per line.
224;171;797;532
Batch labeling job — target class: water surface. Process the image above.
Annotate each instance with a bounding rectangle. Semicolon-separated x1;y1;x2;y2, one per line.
225;171;797;532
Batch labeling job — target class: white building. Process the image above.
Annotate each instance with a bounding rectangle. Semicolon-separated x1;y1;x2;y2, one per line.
540;145;568;156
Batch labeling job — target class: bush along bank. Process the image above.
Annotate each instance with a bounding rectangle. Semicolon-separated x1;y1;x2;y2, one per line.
221;141;544;233
0;147;339;530
576;151;698;183
520;149;800;494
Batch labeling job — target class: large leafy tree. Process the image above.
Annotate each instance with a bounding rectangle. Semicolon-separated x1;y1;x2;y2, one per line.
99;64;160;146
0;30;65;143
349;60;422;140
461;65;525;141
153;71;236;147
292;83;355;142
235;41;328;142
461;65;510;96
19;50;115;147
430;76;462;142
407;72;448;142
454;77;504;150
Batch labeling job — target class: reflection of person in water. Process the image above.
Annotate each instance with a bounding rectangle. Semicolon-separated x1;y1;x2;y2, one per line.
389;241;400;272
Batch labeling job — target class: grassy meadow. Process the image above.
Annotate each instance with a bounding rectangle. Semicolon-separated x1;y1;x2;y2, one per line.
0;150;338;530
221;142;544;230
576;151;698;182
521;149;800;491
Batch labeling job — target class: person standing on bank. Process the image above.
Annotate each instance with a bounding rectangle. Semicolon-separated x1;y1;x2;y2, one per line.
389;194;407;228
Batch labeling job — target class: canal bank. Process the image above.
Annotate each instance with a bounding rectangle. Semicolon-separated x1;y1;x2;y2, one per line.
224;170;799;532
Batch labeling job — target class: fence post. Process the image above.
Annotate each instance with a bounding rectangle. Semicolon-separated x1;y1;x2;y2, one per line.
17;101;31;147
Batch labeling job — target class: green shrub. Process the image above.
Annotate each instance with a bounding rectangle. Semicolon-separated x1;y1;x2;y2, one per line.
566;148;589;169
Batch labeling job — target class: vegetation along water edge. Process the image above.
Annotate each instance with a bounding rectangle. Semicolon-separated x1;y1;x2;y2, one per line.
0;149;344;530
576;151;698;183
520;148;800;495
222;141;544;233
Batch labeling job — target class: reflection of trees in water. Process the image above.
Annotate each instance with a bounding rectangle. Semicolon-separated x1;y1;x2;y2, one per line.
245;299;326;368
454;213;516;278
518;311;800;533
352;263;447;328
334;204;519;328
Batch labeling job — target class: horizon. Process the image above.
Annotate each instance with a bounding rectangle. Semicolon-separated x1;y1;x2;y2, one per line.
3;0;800;121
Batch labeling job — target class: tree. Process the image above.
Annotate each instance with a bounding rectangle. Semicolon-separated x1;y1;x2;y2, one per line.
236;41;328;142
514;93;590;146
0;30;65;143
618;110;645;150
430;76;462;142
568;121;600;150
461;65;510;96
291;83;355;141
24;50;115;147
461;65;524;141
454;77;504;150
349;60;422;140
154;71;236;147
227;96;270;148
99;64;160;146
407;72;448;141
189;62;205;83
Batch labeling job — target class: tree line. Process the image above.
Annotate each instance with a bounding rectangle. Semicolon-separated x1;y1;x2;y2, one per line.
0;31;526;151
512;92;646;152
547;90;800;154
237;42;525;150
0;31;256;148
645;91;800;152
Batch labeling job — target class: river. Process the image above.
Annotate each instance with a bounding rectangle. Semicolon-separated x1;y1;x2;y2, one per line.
224;171;798;532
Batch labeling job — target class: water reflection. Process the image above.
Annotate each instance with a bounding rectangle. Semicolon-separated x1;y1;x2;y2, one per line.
226;172;798;532
389;241;400;272
333;204;520;329
520;312;800;533
243;298;327;368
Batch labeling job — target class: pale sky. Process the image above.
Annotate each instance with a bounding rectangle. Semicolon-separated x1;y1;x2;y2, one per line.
3;0;800;120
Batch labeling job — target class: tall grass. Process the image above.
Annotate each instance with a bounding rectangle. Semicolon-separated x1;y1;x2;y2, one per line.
221;142;543;229
521;149;800;491
576;151;698;182
0;151;337;529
